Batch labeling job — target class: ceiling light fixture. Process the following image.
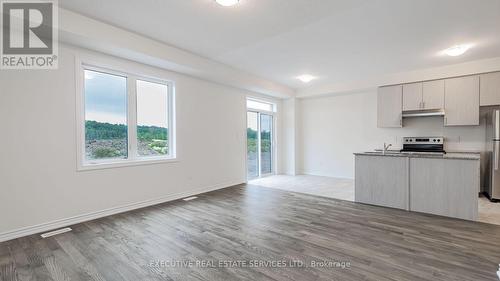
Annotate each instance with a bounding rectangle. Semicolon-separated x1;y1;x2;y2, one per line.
296;74;317;83
443;44;472;57
215;0;239;7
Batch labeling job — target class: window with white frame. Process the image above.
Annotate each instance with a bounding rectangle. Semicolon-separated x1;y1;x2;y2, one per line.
78;64;175;169
247;99;276;112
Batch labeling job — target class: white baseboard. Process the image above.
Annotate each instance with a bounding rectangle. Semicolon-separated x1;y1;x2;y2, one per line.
0;180;244;243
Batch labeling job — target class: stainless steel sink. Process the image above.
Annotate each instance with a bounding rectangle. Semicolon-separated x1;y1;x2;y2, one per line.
364;150;401;155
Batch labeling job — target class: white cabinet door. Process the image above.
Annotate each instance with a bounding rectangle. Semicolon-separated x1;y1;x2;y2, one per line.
403;83;422;111
410;158;479;221
422;80;444;110
355;155;409;210
480;72;500;106
377;85;402;128
444;76;479;126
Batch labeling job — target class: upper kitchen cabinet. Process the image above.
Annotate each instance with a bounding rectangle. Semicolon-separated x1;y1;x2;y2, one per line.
402;83;422;111
444;75;479;126
422;80;445;110
378;85;402;128
402;81;444;111
480;72;500;106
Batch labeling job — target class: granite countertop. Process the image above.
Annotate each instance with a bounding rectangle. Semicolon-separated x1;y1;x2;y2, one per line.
354;151;480;160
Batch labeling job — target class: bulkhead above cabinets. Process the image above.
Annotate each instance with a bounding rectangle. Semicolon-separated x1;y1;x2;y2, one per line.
377;71;500;128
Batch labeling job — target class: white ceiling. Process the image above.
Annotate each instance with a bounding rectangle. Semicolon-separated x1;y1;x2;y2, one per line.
60;0;500;91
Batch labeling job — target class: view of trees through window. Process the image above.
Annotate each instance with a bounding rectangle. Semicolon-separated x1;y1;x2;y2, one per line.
84;69;170;161
247;111;273;178
260;114;273;174
247;112;259;178
84;70;128;160
136;80;169;157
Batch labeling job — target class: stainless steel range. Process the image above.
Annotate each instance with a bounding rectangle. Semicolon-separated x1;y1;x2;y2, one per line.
401;137;445;154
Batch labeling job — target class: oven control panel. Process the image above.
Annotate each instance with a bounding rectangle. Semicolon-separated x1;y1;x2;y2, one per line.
403;137;444;144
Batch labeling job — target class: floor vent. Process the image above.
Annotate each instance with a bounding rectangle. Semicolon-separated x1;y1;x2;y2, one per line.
40;227;72;238
183;196;198;201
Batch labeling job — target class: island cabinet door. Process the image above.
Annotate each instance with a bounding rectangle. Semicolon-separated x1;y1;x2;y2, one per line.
355;155;409;210
409;158;479;221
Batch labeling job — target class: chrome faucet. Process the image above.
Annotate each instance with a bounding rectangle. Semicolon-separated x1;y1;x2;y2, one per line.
383;143;392;155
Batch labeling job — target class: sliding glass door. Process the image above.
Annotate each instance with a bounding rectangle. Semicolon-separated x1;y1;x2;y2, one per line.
247;112;259;179
260;114;273;175
247;108;274;179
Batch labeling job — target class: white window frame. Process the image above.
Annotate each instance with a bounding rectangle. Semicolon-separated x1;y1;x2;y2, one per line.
76;60;177;171
247;98;276;114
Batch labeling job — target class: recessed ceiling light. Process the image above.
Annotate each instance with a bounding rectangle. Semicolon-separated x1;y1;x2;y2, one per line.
296;74;317;83
215;0;239;7
443;44;472;57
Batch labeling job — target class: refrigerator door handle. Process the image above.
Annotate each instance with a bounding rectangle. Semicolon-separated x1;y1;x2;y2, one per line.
495;141;499;171
496;110;500;140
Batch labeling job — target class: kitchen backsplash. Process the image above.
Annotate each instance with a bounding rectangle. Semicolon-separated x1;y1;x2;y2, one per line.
381;115;486;152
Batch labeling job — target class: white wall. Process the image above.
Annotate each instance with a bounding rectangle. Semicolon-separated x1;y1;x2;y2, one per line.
280;98;298;175
0;45;278;238
299;90;486;179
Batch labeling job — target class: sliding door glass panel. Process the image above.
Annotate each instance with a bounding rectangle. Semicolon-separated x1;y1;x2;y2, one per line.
260;114;273;175
84;70;128;161
247;112;259;179
136;80;169;157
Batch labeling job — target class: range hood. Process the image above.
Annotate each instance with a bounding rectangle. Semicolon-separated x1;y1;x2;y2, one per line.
402;109;445;118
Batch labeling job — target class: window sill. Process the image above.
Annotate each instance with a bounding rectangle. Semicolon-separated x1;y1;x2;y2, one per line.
77;157;178;171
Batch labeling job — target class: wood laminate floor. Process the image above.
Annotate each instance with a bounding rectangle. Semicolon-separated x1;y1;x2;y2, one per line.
251;175;500;225
249;175;355;202
1;184;500;281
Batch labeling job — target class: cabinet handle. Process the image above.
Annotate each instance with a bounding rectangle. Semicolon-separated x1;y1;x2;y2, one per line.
422;101;425;109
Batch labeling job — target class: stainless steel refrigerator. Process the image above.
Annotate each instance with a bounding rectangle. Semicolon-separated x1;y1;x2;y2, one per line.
485;108;500;201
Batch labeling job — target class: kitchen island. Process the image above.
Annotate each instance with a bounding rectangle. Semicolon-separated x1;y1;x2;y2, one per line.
354;151;480;220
